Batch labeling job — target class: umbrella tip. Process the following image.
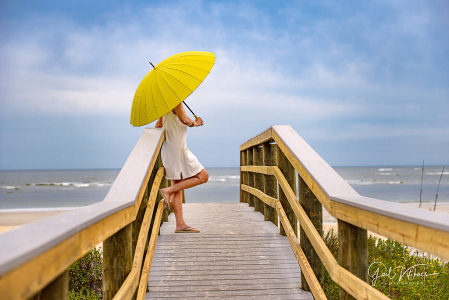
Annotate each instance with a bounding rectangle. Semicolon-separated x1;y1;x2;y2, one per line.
149;62;156;69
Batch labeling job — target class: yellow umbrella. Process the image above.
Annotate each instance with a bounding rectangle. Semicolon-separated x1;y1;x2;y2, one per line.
130;51;215;127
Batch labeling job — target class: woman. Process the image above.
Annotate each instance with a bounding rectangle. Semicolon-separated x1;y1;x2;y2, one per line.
156;103;208;233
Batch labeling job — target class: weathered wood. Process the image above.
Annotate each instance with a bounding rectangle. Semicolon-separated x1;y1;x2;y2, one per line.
0;129;164;300
338;219;368;300
137;201;164;300
277;145;297;236
241;150;248;204
273;168;388;300
35;270;69;300
276;201;327;300
241;165;273;174
146;203;314;300
247;148;254;207
112;168;164;300
241;184;276;208
242;165;449;261
103;224;133;300
242;127;449;262
240;127;273;151
263;142;277;226
298;175;323;291
254;145;264;215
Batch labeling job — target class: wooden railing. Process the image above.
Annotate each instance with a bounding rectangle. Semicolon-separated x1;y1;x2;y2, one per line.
240;125;449;300
0;128;169;300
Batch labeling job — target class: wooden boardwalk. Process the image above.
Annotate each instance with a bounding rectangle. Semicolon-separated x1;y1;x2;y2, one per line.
146;203;314;300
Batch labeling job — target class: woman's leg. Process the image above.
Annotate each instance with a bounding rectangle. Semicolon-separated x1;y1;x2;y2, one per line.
162;168;208;199
170;179;189;231
162;169;208;231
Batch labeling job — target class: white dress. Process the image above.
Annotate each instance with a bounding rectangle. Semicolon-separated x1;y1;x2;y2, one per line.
161;111;204;180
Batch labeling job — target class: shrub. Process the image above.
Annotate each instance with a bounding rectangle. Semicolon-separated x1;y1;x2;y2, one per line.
322;229;449;299
68;247;103;299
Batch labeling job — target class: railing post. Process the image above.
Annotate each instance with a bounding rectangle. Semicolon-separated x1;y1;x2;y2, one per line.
28;270;69;300
256;145;264;215
338;220;368;300
253;145;262;213
103;224;133;300
241;150;248;203
277;146;297;236
298;176;323;290
263;142;277;226
247;148;254;207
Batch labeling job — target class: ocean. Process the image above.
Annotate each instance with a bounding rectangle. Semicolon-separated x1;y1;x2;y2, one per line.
0;166;448;211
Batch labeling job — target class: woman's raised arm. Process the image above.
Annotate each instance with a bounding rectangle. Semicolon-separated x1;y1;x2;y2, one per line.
173;103;203;127
155;117;163;128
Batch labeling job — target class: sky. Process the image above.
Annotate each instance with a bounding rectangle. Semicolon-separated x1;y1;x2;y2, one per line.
0;0;448;170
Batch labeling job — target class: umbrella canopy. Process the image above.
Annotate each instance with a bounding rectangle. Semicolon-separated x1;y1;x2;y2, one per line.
131;51;215;127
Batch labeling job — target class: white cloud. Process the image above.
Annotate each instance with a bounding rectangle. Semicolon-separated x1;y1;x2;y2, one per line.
1;0;448;168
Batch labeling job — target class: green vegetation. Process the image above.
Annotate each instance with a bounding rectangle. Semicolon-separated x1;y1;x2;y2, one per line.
68;248;103;300
323;229;449;300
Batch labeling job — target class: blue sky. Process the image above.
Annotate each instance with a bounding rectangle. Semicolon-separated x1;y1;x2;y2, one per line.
0;0;448;169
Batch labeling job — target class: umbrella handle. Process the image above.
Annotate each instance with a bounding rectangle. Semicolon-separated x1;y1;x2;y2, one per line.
183;101;196;118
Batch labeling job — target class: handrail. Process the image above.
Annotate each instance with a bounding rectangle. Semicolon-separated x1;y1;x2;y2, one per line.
112;168;165;300
0;128;165;300
241;126;449;260
137;200;165;299
275;200;327;300
240;125;449;300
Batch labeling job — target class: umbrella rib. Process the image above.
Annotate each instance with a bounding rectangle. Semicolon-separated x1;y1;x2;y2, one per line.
159;66;209;85
163;63;212;74
161;53;214;65
156;71;181;110
158;69;198;93
150;74;158;121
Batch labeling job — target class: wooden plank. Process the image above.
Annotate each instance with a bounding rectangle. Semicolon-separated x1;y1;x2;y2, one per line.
276;150;297;237
263;141;277;225
247;147;255;207
149;282;302;292
112;168;164;300
276;201;327;300
241;184;276;208
137;201;165;300
0;204;135;300
103;224;133;300
149;277;302;287
148;268;302;276
298;174;323;291
253;145;263;213
148;264;304;272
241;151;248;204
275;170;389;300
146;289;313;299
146;203;313;300
241;165;273;175
240;127;273;151
330;200;449;261
39;270;69;300
270;125;449;259
245;151;449;261
148;273;301;281
338;219;368;300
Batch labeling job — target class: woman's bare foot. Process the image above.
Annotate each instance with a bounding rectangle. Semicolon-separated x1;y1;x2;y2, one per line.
159;189;171;210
